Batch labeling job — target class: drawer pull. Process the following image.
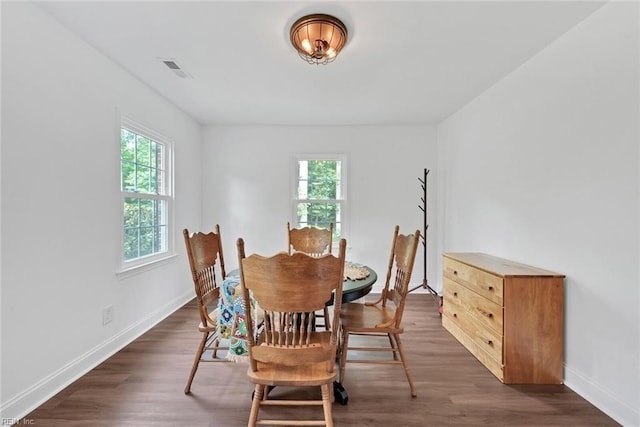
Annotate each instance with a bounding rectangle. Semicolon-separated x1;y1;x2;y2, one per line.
478;308;494;319
453;270;458;275
488;286;494;291
453;313;457;318
453;292;458;297
487;340;493;346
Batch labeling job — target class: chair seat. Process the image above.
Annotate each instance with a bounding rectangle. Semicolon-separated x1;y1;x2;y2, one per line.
340;302;403;333
247;362;337;386
198;307;219;332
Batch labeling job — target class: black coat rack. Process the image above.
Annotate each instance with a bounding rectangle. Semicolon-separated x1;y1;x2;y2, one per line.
409;169;440;309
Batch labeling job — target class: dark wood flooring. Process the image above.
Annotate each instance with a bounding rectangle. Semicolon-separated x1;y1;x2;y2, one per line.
24;294;618;426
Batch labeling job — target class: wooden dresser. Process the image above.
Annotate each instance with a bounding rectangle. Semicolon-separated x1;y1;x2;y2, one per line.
442;252;565;384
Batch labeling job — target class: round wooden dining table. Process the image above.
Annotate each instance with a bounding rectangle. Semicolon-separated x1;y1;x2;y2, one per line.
328;264;377;305
226;263;377;306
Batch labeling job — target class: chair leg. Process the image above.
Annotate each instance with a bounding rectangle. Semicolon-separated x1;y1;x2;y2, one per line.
323;307;331;331
321;383;334;427
394;333;417;397
388;333;399;360
211;337;220;358
184;331;208;394
248;384;263;427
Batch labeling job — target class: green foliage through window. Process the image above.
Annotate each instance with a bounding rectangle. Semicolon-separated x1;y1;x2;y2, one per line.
295;159;343;242
121;125;170;263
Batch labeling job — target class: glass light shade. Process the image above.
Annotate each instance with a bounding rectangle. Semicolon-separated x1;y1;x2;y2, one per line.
290;14;348;65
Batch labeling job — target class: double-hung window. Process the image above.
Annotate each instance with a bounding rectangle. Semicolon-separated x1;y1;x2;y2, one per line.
120;119;173;273
292;154;348;244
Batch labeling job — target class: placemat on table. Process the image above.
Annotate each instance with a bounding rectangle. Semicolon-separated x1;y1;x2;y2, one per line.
344;262;370;280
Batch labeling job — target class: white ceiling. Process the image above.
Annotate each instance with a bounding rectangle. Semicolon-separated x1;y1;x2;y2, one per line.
35;1;606;126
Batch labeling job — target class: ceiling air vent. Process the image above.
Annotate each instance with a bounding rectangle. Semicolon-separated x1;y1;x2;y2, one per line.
160;58;192;79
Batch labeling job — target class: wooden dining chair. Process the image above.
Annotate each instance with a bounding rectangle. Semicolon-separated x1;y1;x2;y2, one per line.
182;225;228;394
287;221;334;330
237;237;347;427
338;225;421;397
287;221;334;257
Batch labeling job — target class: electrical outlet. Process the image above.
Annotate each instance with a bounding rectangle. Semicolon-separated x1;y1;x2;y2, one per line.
103;305;114;325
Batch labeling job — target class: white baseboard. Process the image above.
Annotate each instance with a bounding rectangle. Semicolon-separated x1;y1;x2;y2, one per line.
0;290;194;423
564;364;640;427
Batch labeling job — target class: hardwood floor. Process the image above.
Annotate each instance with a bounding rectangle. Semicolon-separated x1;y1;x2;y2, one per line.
24;294;618;426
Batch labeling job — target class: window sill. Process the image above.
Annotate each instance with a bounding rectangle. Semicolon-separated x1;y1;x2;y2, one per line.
116;254;178;280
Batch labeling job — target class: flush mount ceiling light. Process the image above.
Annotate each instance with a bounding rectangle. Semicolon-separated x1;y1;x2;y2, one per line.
290;14;348;65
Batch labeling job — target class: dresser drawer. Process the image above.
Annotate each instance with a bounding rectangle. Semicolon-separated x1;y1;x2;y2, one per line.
443;277;503;334
443;257;503;305
443;291;503;363
442;315;504;381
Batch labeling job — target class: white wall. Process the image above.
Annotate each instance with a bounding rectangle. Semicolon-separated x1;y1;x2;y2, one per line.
201;125;437;293
437;2;639;425
0;3;202;420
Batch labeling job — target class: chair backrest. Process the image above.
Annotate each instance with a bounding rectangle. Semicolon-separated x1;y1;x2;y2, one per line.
183;225;226;327
381;225;421;328
287;222;333;256
237;238;346;372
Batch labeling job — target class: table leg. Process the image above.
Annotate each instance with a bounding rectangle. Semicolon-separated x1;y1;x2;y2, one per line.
334;381;348;405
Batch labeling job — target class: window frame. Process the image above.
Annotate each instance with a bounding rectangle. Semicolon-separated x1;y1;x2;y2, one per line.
118;117;175;276
291;153;349;247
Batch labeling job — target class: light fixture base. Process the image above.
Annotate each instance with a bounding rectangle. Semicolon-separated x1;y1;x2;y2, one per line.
290;14;348;65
